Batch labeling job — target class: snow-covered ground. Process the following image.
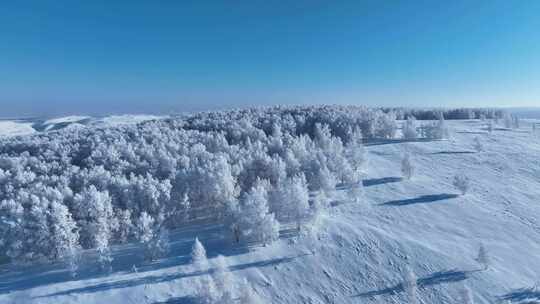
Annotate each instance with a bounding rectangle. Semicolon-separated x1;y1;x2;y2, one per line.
2;120;540;304
0;115;165;137
0;121;36;137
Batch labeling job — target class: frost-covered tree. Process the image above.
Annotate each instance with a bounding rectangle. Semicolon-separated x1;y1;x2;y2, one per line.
375;111;398;139
237;180;280;245
476;244;490;270
513;116;520;129
48;201;81;275
402;116;418;139
73;186;116;269
134;212;168;261
346;126;366;174
347;179;364;204
403;267;418;304
473;137;483;152
487;120;493;134
420;112;449;140
453;174;470;195
146;226;170;262
270;174;309;230
401;154;414;180
314;165;337;196
191;237;208;270
309;192;330;228
504;114;513;129
213;255;235;303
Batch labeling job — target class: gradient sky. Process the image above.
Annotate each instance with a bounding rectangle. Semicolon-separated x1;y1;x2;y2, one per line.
1;1;540;117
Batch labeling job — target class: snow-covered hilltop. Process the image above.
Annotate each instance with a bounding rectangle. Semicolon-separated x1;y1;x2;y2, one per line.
0;114;165;138
0;106;539;304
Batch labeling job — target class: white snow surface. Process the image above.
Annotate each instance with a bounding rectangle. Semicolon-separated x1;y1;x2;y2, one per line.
0;121;36;137
2;120;540;304
0;115;165;137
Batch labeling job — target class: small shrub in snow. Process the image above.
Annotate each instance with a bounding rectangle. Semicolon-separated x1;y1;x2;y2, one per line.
473;137;483;152
453;174;470;195
238;278;264;304
401;153;414;180
476;244;490;270
460;285;474;304
191;237;208;270
403;267;418;304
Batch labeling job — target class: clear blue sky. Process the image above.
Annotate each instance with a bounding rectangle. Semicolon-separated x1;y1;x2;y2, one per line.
1;1;540;117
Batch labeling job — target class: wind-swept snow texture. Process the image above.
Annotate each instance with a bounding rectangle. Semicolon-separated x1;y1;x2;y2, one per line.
1;111;539;304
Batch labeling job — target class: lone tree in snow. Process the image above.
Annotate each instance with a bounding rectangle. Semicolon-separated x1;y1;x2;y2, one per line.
191;237;208;270
473;137;483;152
476;244;490;270
504;114;513;129
460;285;474;304
453;173;470;195
403;267;418;304
401;153;414;180
402;116;418;139
347;178;364;204
513;116;520;129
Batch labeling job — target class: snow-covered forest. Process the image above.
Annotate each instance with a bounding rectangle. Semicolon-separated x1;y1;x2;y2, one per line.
2;105;538;304
0;106;505;266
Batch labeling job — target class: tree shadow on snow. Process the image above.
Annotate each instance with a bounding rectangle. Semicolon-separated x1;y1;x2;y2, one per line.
363;177;403;187
354;269;478;298
364;138;435;147
34;255;303;299
431;151;476;155
0;223;253;295
498;286;540;303
380;193;459;206
456;131;488;135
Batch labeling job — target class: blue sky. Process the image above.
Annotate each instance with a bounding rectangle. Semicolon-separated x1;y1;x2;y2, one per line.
1;1;540;117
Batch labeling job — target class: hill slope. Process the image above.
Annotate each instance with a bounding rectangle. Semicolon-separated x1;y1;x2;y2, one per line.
2;120;540;304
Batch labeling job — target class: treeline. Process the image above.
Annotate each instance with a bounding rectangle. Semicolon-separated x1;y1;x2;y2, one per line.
0;105;502;269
